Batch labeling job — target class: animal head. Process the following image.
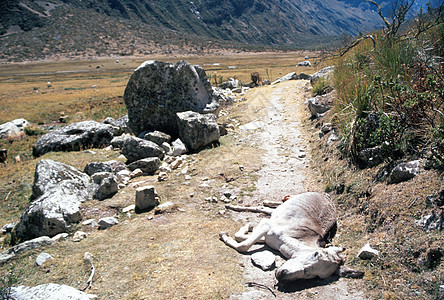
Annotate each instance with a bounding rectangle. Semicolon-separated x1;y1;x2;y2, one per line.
275;246;344;282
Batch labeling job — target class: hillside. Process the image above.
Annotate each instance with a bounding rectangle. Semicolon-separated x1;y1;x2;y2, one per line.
0;0;388;62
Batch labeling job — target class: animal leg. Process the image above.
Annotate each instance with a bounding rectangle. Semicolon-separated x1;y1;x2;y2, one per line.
220;219;271;252
225;204;273;215
234;223;265;243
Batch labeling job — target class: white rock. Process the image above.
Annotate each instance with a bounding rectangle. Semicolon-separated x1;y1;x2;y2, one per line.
72;231;87;242
130;168;143;178
10;283;97;300
357;243;380;259
35;252;53;266
158;172;169;182
251;250;276;271
82;219;96;226
172;139;187;156
122;204;135;213
239;121;266;131
98;217;119;229
51;233;68;242
154;201;177;214
161;142;173;155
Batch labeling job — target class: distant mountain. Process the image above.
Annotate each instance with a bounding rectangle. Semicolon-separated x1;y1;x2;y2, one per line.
0;0;424;61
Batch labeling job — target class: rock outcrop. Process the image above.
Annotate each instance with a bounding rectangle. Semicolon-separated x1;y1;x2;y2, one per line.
124;60;219;137
15;160;91;241
310;66;335;84
176;111;220;152
33;121;116;157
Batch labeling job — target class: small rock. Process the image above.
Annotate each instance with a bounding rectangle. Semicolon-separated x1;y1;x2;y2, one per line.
415;210;443;231
251;251;276;271
388;160;422;184
161;142;173;155
337;265;365;278
321;123;333;133
205;196;218;203
122;204;136;213
1;222;16;234
158;172;169;182
72;231;87;242
135;186;159;213
98;217;119;229
82;219;96;226
170;158;183;170
130;168;143;178
172;139;187;156
357;243;380;260
35;252;53;266
154;201;178;215
184;175;192;181
51;233;68;242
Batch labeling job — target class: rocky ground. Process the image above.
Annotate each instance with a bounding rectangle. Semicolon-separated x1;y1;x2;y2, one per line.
222;80;367;299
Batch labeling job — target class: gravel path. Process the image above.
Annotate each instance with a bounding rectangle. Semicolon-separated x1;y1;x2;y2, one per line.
228;80;366;299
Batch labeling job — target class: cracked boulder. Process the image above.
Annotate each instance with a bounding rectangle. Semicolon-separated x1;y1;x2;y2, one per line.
176;111;220;152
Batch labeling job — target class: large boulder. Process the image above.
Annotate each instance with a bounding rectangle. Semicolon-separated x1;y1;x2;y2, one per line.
15;160;91;241
121;136;164;164
142;131;171;146
388;160;422;184
123;60;219;137
33;121;116;157
272;72;298;85
176;111;220;152
9;283;96;300
0;118;29;139
91;172;118;200
307;92;334;117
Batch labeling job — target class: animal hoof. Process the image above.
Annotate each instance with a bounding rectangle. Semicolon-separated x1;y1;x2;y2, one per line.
219;232;228;239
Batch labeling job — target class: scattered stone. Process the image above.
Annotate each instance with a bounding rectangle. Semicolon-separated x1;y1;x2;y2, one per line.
124;60;219;137
272;72;298;84
176;111;220;152
161;142;173;155
142;131;171;146
35;252;53;266
388;160;422;184
91;172;118;200
98;217;119;229
2;222;16;234
127;157;161;175
51;233;68;242
212;87;235;107
32;121;116;157
172;139;188;156
262;79;271;85
219;78;240;90
0;118;29;139
135;186;159;213
72;231;87;242
326;131;339;146
0;236;55;264
14;155;21;163
298;61;311;67
121;136;164;164
116;169;131;185
170;157;183;169
82;219;97;226
415;210;443;231
159;163;172;173
205;196;218;203
357;146;384;169
130;168;143;178
308;95;333;117
158;172;169;182
321;123;333;133
9;283;97;300
184;175;192;181
102;115;130;135
122;204;135;213
154;201;178;214
251;250;276;271
84;160;126;176
357;243;380;260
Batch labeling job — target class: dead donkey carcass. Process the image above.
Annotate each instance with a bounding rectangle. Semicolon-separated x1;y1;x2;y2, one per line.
220;192;350;282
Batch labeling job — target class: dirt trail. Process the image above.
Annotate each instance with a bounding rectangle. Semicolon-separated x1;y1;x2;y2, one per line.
227;80;366;299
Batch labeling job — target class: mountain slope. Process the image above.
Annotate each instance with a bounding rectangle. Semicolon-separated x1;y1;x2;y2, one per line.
0;0;392;61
